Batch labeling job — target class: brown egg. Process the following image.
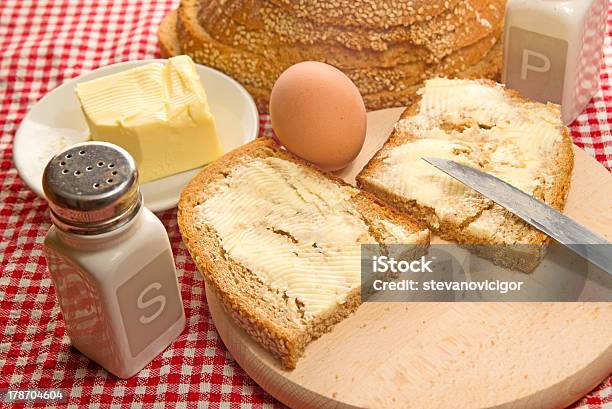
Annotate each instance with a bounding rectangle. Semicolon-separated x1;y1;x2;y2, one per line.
269;61;367;171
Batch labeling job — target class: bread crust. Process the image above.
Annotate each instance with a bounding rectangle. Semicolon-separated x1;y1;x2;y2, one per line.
357;80;574;272
266;0;463;29
178;138;429;368
158;10;181;58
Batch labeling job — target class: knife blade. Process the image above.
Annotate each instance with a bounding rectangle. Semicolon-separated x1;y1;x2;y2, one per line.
422;157;612;275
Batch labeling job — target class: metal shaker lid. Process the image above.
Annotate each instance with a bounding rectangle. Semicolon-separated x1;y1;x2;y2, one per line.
42;141;142;235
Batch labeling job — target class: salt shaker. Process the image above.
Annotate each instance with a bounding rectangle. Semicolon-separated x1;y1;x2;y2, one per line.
42;141;185;379
502;0;608;124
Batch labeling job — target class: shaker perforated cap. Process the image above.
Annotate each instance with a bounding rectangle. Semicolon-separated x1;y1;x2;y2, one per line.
42;141;142;234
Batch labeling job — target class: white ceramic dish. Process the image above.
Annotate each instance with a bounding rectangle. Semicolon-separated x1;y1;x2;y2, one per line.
13;59;259;212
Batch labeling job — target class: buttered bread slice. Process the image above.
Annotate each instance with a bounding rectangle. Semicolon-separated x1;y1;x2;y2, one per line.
358;78;574;272
178;139;429;368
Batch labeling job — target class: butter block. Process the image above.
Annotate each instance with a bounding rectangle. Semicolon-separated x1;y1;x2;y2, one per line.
75;55;223;183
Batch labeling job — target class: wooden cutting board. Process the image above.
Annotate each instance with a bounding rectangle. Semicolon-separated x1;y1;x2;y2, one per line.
205;108;612;409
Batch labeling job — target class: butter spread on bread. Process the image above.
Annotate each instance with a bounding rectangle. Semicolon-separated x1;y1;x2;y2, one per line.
358;78;574;272
199;156;372;318
178;139;429;368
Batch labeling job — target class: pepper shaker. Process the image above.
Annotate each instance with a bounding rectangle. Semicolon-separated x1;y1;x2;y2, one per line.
42;142;185;379
502;0;608;124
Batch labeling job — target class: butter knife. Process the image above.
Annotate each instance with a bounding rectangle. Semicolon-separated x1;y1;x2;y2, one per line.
422;157;612;275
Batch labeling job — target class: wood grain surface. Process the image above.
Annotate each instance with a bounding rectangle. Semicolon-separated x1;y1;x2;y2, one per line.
205;108;612;409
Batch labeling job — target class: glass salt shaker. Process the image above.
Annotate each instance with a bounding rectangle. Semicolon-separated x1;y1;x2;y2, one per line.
42;141;185;379
502;0;608;124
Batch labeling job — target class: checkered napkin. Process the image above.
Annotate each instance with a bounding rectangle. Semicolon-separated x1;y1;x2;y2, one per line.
0;1;610;408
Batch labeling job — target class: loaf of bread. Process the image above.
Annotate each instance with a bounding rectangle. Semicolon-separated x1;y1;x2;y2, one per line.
357;78;574;272
158;0;505;112
178;139;430;368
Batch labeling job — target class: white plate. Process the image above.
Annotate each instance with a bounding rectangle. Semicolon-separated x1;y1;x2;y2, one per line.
13;59;259;212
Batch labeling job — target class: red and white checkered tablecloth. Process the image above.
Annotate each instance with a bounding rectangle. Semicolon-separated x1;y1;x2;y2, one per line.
0;1;610;408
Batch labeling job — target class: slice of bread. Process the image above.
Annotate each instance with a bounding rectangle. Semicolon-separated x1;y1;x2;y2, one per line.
158;10;181;58
178;138;430;368
357;78;574;272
